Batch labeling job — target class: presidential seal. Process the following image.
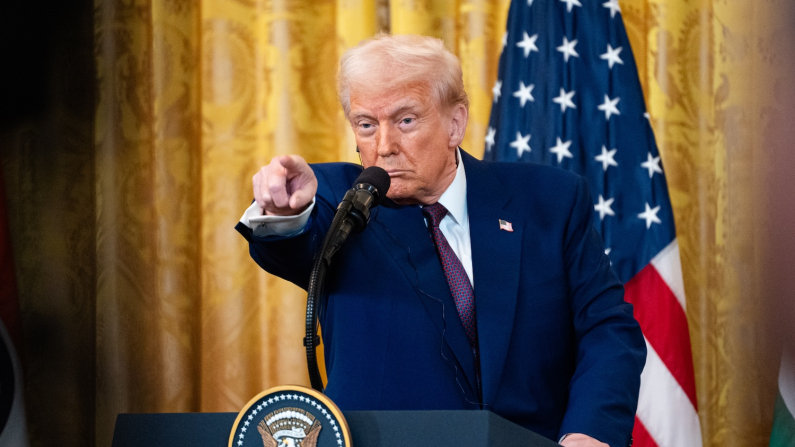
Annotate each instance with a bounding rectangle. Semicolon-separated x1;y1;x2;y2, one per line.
229;385;352;447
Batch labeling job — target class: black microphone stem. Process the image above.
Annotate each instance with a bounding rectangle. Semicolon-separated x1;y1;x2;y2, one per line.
304;167;390;393
304;206;348;392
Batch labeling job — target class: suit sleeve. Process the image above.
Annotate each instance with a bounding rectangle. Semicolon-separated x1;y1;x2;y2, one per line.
557;176;647;447
234;167;339;290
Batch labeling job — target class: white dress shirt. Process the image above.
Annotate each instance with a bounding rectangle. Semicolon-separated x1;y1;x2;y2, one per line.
240;149;474;286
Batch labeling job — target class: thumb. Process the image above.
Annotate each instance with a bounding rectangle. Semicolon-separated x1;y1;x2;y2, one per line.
288;184;315;210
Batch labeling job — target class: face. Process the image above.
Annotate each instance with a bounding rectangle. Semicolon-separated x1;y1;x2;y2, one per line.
348;79;467;205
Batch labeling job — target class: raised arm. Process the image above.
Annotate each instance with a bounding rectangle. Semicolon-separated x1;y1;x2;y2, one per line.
237;160;362;289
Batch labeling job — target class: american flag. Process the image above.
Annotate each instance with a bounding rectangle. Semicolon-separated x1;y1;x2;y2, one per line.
484;1;703;446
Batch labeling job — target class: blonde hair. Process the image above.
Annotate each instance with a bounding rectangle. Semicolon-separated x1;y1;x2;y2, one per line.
337;34;469;117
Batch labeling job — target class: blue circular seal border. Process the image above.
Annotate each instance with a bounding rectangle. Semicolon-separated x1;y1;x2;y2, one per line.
228;385;352;447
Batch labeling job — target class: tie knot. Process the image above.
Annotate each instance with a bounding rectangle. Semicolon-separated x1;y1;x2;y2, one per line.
422;203;448;227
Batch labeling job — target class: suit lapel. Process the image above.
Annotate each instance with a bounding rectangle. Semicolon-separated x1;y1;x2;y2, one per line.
462;151;523;406
367;203;479;399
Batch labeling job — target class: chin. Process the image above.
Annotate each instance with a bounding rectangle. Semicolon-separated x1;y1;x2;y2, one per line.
386;188;417;205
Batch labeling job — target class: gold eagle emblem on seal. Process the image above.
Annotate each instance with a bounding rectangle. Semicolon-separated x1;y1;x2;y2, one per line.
257;407;322;447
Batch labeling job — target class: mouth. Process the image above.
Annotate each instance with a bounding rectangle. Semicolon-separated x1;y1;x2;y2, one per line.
385;169;408;177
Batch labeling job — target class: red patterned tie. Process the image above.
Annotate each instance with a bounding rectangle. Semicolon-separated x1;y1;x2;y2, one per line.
422;203;478;348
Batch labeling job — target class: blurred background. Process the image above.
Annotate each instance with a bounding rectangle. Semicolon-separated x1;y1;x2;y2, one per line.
0;0;792;446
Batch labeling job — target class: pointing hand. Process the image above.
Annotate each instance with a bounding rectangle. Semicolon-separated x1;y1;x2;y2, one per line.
253;155;318;216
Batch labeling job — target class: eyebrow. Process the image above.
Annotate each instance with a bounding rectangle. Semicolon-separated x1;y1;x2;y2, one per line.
387;103;420;118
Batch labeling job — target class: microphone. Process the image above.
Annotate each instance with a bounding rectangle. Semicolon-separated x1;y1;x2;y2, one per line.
341;166;391;230
322;167;390;262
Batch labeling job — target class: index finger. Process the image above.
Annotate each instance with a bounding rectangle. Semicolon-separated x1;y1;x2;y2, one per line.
277;155;308;177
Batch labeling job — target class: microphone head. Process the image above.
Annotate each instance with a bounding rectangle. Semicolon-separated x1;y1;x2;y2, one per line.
353;166;391;206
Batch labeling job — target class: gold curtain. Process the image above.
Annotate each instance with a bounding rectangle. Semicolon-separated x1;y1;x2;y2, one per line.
0;0;785;446
622;2;780;446
90;1;510;446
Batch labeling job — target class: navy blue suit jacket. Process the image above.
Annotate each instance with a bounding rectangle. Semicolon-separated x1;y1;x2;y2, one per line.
236;151;646;447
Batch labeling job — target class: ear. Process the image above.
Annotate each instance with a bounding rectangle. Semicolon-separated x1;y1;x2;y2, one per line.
447;104;469;149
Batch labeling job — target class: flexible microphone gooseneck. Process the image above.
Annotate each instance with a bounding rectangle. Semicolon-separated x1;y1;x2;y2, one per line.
305;166;390;392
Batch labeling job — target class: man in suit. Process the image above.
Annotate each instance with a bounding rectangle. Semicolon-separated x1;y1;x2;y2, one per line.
236;34;646;447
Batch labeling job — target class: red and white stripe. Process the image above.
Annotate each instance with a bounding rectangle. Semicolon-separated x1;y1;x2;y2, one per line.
624;240;703;447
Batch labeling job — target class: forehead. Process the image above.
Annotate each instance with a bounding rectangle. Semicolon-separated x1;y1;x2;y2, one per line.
349;79;439;115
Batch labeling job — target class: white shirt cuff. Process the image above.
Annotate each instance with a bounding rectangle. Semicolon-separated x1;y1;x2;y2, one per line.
239;199;315;237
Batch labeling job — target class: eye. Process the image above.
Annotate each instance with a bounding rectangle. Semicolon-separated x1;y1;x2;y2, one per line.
356;121;376;136
402;118;413;124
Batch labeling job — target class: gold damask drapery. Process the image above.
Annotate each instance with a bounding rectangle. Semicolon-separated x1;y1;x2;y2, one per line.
0;0;785;446
91;1;510;446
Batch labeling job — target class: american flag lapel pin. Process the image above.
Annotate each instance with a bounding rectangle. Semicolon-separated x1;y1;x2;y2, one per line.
499;219;513;232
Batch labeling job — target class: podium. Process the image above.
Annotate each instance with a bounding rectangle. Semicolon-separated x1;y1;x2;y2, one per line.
112;410;559;447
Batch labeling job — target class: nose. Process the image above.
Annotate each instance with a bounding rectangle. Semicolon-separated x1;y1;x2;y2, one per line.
376;122;399;157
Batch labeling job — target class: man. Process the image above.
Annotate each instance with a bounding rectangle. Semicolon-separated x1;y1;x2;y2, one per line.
236;34;646;447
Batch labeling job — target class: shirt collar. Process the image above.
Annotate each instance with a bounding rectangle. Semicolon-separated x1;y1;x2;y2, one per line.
436;148;468;228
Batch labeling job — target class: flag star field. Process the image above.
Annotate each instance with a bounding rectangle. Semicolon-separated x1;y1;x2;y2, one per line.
485;1;703;445
485;0;675;284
